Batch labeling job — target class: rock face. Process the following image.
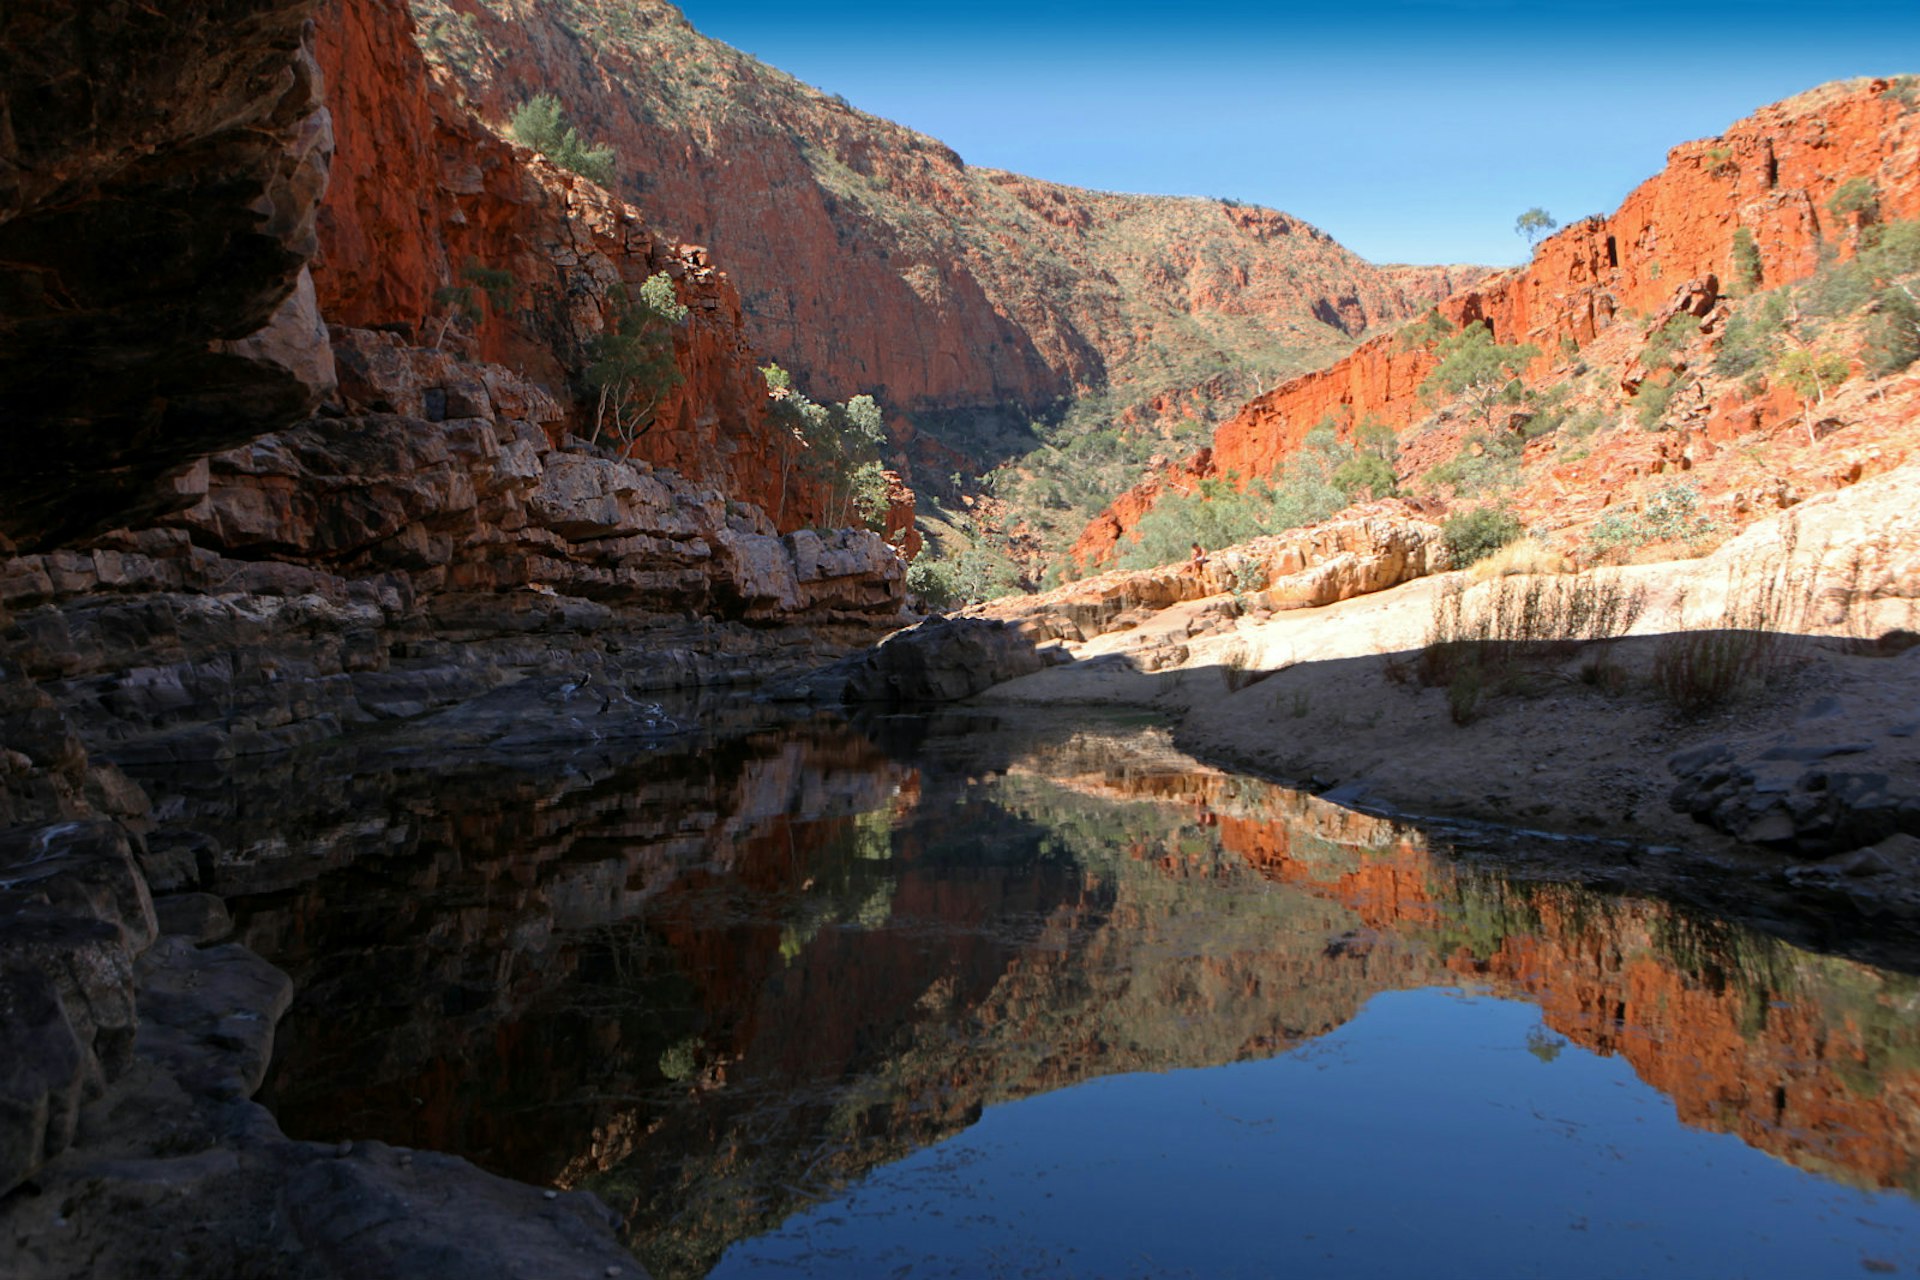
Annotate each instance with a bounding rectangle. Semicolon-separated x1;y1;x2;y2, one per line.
402;0;1476;429
1076;79;1920;566
309;0;903;536
0;812;639;1279
0;336;906;765
985;502;1446;644
0;0;338;549
811;617;1058;704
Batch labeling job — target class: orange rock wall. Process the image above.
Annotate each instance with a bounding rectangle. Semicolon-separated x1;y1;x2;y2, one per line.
1075;80;1920;566
310;0;914;538
401;0;1475;419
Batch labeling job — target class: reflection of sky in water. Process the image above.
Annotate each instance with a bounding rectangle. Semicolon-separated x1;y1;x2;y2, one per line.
720;989;1920;1279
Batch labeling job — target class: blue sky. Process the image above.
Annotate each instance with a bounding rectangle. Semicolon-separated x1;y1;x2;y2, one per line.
675;1;1919;267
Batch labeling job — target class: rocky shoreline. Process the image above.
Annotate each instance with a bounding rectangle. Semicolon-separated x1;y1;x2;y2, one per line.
0;333;914;1276
962;466;1920;965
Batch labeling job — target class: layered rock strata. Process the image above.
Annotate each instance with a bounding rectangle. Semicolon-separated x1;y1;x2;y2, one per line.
402;0;1477;422
986;501;1446;646
0;337;904;766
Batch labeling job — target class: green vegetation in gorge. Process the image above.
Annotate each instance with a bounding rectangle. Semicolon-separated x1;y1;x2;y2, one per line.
762;364;894;532
508;93;618;185
1113;419;1397;571
1417;323;1541;432
1586;482;1717;557
585;272;686;449
1441;506;1523;568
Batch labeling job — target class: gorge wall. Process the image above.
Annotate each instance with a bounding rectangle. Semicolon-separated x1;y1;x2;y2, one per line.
310;0;874;534
401;0;1477;429
1074;78;1920;565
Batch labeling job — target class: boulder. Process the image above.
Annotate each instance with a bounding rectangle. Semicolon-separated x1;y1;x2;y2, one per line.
826;617;1055;704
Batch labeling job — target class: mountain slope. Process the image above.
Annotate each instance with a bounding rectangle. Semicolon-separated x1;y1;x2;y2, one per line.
402;0;1477;443
1074;77;1920;566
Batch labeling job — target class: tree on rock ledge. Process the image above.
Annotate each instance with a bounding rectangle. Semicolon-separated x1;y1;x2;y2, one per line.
586;272;687;450
1418;323;1541;432
1515;207;1557;251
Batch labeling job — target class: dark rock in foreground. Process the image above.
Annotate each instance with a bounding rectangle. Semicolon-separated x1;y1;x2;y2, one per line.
796;616;1064;705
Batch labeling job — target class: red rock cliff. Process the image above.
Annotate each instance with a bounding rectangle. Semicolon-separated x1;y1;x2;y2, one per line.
1075;79;1920;566
310;0;897;536
399;0;1473;426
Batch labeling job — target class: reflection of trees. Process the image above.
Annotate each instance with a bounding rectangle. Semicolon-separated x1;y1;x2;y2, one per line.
211;712;1920;1280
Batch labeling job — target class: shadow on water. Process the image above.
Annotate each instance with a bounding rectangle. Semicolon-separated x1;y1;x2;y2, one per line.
129;703;1920;1278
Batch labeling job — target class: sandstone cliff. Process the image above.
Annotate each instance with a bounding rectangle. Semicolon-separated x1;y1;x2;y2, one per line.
401;0;1475;438
1076;78;1920;566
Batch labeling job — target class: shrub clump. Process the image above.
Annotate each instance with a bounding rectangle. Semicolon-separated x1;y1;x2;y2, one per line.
508;94;618;186
1586;483;1716;558
1442;507;1523;568
1114;420;1393;571
1730;227;1763;293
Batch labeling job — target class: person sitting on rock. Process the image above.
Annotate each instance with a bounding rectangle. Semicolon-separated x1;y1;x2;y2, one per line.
1190;542;1208;569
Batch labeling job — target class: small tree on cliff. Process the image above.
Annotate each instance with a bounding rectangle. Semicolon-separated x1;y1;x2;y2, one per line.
1396;308;1456;352
508;94;617;186
1777;348;1851;445
1418;323;1541;432
1828;177;1880;238
767;374;894;530
1515;207;1558;251
586;272;687;450
1330;416;1401;500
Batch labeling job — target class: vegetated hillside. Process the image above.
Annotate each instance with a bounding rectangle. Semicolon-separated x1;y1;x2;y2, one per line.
1074;77;1920;572
402;0;1479;469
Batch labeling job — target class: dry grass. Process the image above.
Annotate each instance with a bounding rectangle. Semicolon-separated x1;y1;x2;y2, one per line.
1425;571;1648;663
1467;537;1573;582
1411;570;1649;723
1651;541;1812;716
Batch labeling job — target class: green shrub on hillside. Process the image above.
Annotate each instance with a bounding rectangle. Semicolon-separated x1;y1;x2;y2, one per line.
906;544;1018;610
1730;228;1763;293
1866;289;1920;375
1828;176;1881;226
1713;291;1789;377
767;377;894;530
509;94;618;186
1587;483;1715;556
1114;422;1364;570
1633;371;1691;430
1642;313;1700;366
1442;507;1523;568
1425;429;1523;497
1396;309;1456;352
1418;324;1541;431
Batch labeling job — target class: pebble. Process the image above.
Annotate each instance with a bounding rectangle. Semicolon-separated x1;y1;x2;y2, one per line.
543;1189;559;1200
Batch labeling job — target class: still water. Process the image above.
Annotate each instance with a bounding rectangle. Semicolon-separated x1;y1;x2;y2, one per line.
143;708;1920;1278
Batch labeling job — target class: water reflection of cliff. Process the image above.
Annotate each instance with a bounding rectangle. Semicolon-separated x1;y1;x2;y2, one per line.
1033;731;1920;1199
169;710;1920;1280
